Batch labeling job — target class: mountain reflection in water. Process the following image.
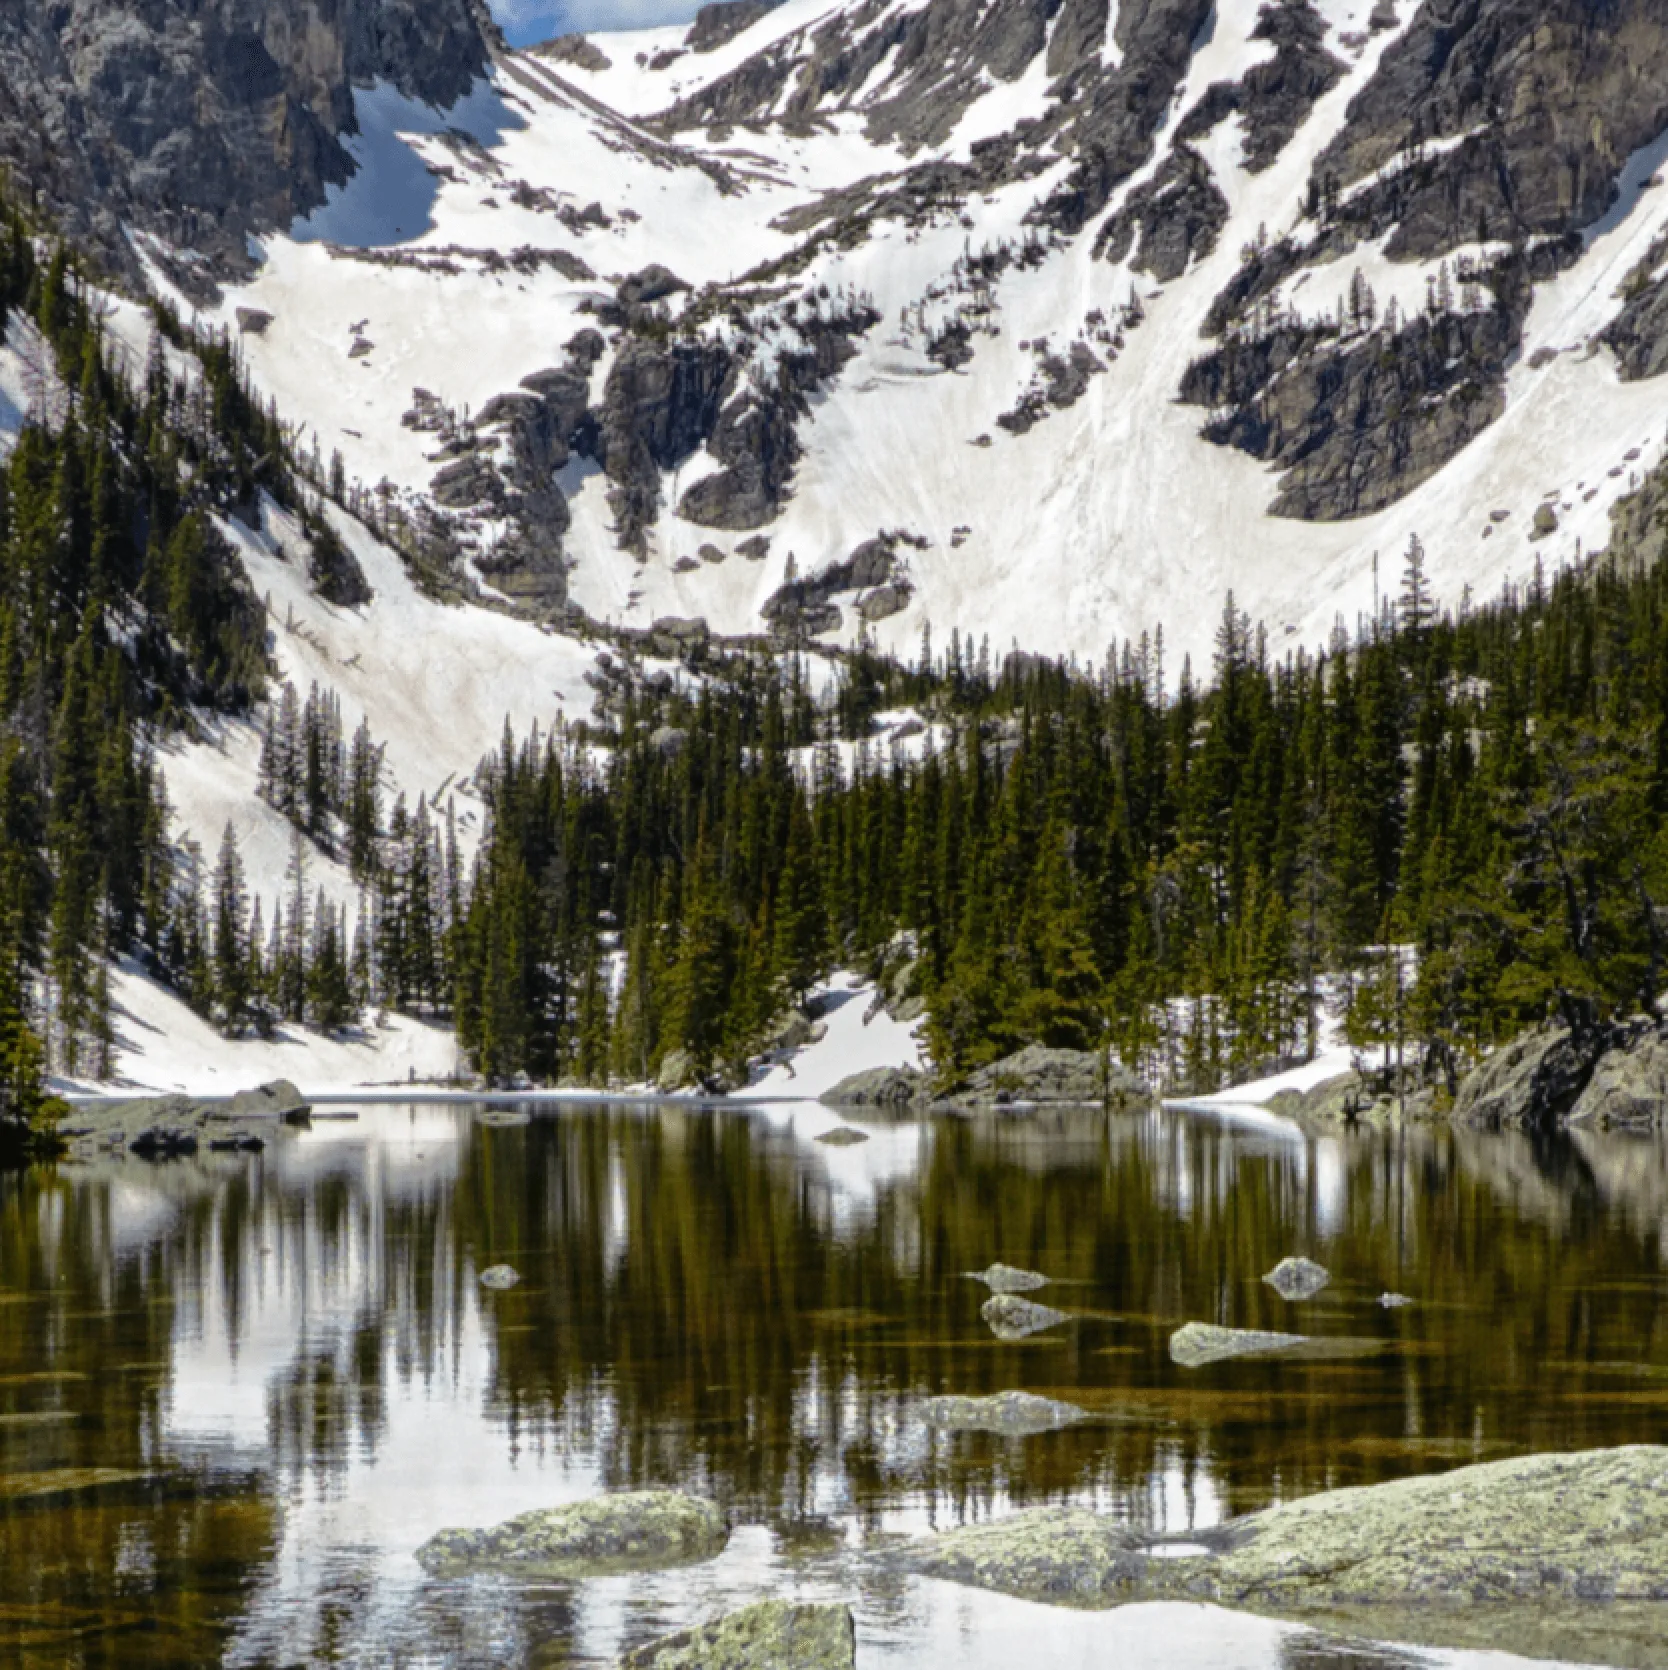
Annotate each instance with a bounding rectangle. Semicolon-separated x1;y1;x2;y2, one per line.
0;1099;1661;1667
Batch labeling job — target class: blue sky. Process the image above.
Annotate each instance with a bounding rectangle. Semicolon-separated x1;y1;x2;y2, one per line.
489;0;705;44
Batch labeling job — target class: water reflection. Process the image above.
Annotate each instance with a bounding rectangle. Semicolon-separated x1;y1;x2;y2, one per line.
1;1102;1664;1666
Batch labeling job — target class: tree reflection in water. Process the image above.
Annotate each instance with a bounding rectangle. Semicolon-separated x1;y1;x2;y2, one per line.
1;1102;1665;1666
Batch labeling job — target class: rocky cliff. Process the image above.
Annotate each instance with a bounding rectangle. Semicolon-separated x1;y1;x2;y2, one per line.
0;0;500;290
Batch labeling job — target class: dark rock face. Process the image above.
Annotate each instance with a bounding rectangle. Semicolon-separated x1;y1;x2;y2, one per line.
687;0;785;55
1180;279;1526;521
1309;0;1668;261
0;0;500;288
1175;0;1344;175
1603;229;1668;381
1095;146;1228;281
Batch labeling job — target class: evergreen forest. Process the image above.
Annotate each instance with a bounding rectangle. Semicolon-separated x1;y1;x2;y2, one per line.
4;200;1668;1154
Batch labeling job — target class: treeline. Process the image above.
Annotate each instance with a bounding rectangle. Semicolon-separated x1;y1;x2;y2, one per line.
451;533;1668;1094
0;197;312;1150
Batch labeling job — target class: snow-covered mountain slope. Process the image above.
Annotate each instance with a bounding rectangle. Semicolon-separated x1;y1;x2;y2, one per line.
171;0;1668;678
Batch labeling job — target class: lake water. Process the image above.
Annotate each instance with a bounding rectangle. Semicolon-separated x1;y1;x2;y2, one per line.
2;1097;1665;1668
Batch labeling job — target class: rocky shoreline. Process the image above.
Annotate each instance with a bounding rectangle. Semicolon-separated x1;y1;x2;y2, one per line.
1261;1017;1668;1133
50;1080;316;1163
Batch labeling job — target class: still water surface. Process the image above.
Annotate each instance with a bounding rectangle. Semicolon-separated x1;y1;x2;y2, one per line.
2;1098;1665;1668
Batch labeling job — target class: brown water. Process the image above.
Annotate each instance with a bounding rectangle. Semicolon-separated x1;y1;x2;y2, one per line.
1;1098;1664;1669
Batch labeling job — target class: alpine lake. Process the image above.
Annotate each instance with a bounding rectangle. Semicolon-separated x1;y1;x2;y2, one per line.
2;1094;1666;1669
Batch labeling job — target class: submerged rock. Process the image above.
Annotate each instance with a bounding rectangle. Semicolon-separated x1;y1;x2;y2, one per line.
478;1265;521;1290
919;1390;1087;1436
891;1447;1668;1665
814;1126;870;1146
416;1489;728;1577
981;1294;1068;1341
967;1263;1050;1294
1169;1322;1310;1367
1262;1256;1331;1301
619;1599;854;1669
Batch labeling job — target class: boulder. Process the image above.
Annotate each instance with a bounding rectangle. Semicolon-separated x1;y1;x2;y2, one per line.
919;1390;1087;1436
619;1600;854;1670
982;1294;1068;1341
416;1489;728;1577
618;264;690;308
890;1446;1668;1666
657;1048;695;1091
1568;1028;1668;1129
1378;1291;1415;1308
225;1080;311;1122
814;1126;869;1146
479;1265;521;1290
1451;1025;1606;1129
235;307;273;335
955;1044;1147;1107
966;1263;1049;1294
1169;1322;1310;1367
1262;1256;1330;1301
820;1065;926;1109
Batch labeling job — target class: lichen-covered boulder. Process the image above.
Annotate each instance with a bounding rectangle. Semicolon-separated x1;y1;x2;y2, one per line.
1262;1256;1330;1301
416;1489;728;1577
891;1447;1668;1665
919;1391;1088;1436
619;1600;854;1669
981;1294;1068;1341
966;1263;1049;1293
1169;1322;1310;1366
